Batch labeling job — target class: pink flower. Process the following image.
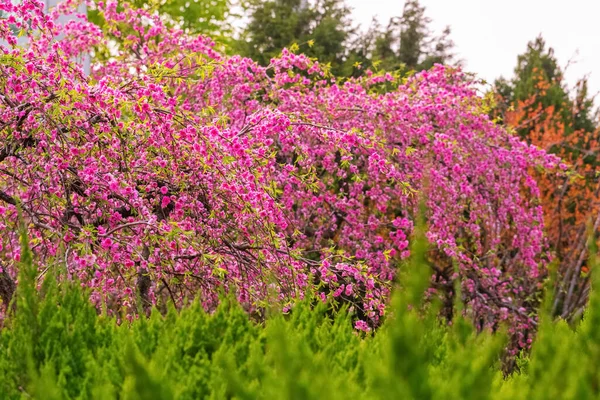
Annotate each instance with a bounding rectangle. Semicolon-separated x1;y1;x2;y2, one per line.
100;238;112;250
345;284;353;296
354;320;371;332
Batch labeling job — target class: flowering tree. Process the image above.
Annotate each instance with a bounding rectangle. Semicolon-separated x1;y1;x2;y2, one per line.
0;0;559;350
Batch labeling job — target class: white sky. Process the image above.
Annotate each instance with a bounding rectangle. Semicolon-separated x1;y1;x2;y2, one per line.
347;0;600;98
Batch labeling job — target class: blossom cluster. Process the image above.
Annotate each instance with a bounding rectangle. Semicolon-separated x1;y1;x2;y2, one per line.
0;0;560;347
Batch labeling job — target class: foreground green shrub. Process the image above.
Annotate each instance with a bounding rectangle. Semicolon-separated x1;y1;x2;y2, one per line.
1;230;600;399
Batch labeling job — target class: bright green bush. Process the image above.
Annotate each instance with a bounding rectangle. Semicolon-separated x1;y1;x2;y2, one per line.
1;228;600;399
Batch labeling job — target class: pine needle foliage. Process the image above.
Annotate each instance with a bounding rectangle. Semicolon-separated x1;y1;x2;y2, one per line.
1;230;600;399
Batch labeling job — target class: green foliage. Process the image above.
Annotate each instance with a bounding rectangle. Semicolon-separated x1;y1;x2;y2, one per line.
236;0;457;78
88;0;233;50
236;0;354;75
495;35;597;137
2;231;600;399
149;0;231;36
372;0;457;73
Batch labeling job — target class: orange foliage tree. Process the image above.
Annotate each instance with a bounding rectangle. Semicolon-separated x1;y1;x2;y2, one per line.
500;56;600;321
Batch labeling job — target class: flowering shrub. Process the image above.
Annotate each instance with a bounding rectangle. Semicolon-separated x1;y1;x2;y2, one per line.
0;0;560;345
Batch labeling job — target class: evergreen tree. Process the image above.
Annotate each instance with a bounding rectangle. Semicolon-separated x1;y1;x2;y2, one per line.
495;36;596;139
496;36;599;322
341;18;381;77
235;0;457;78
236;0;354;75
396;0;427;69
371;0;457;73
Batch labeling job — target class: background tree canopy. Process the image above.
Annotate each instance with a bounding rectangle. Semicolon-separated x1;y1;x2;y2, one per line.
234;0;458;77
